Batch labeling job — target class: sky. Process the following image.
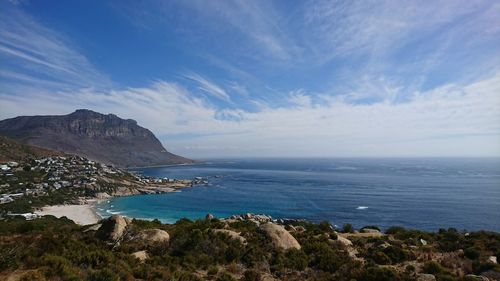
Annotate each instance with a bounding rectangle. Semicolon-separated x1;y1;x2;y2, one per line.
0;0;499;158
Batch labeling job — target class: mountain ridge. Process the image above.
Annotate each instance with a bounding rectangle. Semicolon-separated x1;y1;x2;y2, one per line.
0;109;193;167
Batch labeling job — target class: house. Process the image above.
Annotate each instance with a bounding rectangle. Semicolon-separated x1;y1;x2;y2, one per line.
0;196;14;204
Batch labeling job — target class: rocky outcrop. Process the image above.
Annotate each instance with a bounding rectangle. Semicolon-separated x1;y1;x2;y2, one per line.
417;274;436;281
214;229;247;244
260;223;301;250
465;275;489;281
96;215;130;241
481;270;500;281
0;109;194;167
360;228;381;234
134;229;170;245
131;250;148;262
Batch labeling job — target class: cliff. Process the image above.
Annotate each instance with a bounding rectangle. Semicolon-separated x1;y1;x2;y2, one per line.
0;109;193;167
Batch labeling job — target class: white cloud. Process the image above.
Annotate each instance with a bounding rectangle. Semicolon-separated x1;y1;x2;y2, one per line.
0;8;111;90
184;73;231;102
1;73;499;158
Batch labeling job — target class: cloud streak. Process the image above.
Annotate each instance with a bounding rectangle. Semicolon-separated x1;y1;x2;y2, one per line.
1;72;499;158
0;7;111;91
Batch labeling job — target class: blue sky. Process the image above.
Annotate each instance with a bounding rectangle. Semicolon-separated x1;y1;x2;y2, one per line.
0;0;499;158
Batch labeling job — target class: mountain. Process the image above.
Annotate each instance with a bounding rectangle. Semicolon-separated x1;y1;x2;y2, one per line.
0;109;193;167
0;135;63;162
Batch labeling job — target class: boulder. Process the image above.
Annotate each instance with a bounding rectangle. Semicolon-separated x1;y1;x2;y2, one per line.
260;223;300;250
361;228;381;234
214;229;246;244
295;226;306;233
336;235;353;247
481;270;500;281
465;274;489;281
135;229;170;245
206;213;214;220
131;250;148;262
96;215;129;241
417;274;436;281
83;224;102;233
488;256;497;264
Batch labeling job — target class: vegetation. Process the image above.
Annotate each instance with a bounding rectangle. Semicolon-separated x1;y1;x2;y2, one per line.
0;217;498;281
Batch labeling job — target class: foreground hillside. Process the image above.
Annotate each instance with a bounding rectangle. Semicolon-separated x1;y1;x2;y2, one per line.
0;214;499;281
0;110;193;167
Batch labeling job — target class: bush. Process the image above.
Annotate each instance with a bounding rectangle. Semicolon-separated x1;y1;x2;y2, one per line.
342;224;354;233
464;247;480;260
358;266;400;281
217;272;237;281
87;268;119;281
284;249;308;271
372;251;391;265
422;261;444;274
241;269;261;281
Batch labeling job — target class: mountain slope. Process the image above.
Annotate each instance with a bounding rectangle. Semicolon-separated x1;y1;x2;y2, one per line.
0;135;63;162
0;109;193;167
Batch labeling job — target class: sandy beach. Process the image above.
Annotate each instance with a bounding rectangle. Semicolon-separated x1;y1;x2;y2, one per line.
35;201;101;225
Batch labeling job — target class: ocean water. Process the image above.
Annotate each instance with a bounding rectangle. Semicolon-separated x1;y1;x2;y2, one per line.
96;158;500;231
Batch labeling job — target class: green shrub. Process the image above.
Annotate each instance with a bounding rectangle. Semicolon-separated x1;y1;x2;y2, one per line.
422;261;444;274
342;224;354;233
87;268;119;281
358;266;400;281
464;247;480;260
372;251;391;265
284;249;308;271
241;269;261;281
217;272;237;281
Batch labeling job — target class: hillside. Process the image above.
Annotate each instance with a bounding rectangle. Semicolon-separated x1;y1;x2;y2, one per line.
0;136;62;162
0;215;499;281
0;109;193;167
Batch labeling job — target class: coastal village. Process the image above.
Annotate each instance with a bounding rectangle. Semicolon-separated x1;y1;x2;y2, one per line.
0;155;207;220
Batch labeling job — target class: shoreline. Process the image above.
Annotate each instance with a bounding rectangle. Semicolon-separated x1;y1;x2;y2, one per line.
35;199;102;225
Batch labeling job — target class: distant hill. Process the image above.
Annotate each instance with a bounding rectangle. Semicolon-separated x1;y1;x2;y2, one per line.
0;135;62;162
0;109;194;167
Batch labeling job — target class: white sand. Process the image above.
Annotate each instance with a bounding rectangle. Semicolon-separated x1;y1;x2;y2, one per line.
35;202;101;225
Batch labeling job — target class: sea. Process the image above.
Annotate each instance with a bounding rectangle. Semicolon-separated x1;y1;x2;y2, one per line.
96;158;500;231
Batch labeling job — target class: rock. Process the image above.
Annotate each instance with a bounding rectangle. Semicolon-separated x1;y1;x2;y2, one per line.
295;226;306;233
134;229;170;245
488;256;497;264
244;213;253;220
83;224;101;233
465;274;489;281
94;192;111;199
286;225;297;232
96;215;129;241
260;223;300;250
206;213;214;220
417;274;436;281
124;217;133;225
481;270;500;281
361;228;380;234
131;250;148;262
420;238;428;246
336;235;353;247
214;229;246;244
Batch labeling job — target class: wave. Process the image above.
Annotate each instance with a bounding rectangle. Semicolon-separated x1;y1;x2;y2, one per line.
356;206;369;210
105;209;122;215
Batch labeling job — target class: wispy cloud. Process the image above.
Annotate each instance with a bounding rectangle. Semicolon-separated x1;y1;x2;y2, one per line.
0;7;111;91
1;72;498;157
184;72;231;102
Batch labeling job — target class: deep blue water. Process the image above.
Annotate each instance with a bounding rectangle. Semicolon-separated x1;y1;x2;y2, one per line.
96;158;500;231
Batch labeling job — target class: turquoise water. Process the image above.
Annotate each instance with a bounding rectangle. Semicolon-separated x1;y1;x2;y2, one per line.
96;158;500;231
